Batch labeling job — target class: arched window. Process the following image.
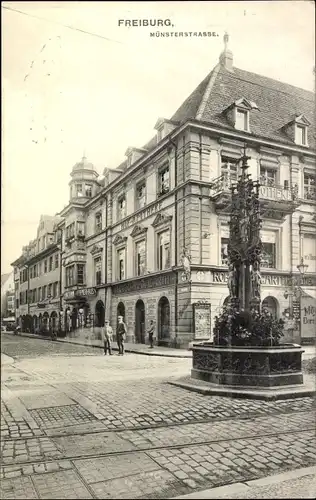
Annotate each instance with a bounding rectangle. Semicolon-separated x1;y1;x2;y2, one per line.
262;296;278;319
95;300;105;327
158;296;170;345
117;302;125;320
135;300;145;344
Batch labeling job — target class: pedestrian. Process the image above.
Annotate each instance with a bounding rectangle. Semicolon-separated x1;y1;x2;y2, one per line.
116;316;127;355
147;320;155;348
102;320;113;355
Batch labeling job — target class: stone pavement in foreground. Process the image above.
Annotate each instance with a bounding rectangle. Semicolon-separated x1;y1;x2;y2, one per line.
1;334;316;499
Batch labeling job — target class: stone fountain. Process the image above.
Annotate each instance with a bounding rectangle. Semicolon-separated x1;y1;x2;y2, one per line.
187;151;314;400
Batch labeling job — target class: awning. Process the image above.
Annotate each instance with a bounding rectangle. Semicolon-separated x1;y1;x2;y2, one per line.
301;287;316;300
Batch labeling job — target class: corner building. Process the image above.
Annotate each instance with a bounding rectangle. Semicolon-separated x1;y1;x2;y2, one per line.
12;39;316;346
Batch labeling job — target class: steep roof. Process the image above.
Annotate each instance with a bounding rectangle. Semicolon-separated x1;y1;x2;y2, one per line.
171;64;315;149
1;273;11;287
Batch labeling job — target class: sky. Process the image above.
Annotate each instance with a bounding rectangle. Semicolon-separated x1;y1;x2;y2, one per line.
1;0;315;274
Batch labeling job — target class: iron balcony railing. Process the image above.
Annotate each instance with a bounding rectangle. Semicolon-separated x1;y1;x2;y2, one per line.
210;174;297;203
304;186;316;201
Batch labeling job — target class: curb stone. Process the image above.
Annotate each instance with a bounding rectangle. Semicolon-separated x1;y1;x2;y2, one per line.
3;331;192;358
172;466;316;499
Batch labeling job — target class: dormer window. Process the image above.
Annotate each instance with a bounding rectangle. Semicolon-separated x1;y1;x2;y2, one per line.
296;124;307;146
235;109;249;131
225;98;258;132
285;114;310;147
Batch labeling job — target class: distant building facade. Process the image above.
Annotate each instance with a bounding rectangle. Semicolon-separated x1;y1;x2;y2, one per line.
1;272;15;320
12;38;316;345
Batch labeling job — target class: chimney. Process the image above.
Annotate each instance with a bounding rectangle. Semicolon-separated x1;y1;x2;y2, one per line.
219;32;233;71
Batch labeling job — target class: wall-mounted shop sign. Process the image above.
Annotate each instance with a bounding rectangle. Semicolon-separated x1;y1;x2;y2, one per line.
63;287;97;301
76;287;97;297
113;272;176;295
193;302;211;339
301;296;315;342
211;270;316;287
120;201;162;230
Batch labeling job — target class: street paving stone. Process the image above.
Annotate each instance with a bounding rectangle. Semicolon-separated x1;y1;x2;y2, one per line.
120;410;314;449
1;335;100;359
73;452;160;483
29;404;97;429
1;436;61;465
89;469;187;499
1;334;316;499
51;431;136;457
1;398;43;441
58;380;315;429
0;476;38;499
31;469;93;499
146;430;316;491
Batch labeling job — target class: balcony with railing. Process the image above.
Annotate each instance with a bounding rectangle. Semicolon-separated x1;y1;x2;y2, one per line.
210;173;299;215
303;185;316;202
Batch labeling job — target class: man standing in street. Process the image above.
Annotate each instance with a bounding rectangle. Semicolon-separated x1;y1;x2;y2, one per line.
147;320;155;348
102;320;113;355
116;316;127;355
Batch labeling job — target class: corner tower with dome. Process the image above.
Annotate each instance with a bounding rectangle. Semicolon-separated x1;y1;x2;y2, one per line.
69;155;100;202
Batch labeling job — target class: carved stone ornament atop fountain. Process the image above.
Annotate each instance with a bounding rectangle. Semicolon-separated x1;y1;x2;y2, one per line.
189;148;310;399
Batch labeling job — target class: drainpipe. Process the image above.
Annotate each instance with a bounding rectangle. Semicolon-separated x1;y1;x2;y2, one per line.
169;137;178;347
59;229;63;333
105;197;108;286
27;265;30;316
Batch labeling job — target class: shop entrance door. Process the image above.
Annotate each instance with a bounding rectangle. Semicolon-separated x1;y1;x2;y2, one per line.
135;299;145;343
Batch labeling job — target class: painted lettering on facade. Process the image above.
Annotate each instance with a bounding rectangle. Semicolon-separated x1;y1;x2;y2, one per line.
260;186;292;201
211;271;316;287
63;287;97;301
113;273;176;295
120;202;162;230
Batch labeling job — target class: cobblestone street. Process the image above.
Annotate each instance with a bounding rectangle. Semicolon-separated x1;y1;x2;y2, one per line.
1;334;316;499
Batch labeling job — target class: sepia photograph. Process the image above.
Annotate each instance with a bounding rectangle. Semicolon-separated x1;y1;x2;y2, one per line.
1;1;315;498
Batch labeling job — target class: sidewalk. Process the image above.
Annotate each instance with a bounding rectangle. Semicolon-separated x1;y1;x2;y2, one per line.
4;330;192;358
1;353;14;365
173;466;316;499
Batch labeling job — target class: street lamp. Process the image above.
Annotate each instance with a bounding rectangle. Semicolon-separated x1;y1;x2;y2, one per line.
297;257;309;276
